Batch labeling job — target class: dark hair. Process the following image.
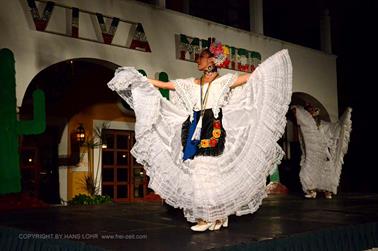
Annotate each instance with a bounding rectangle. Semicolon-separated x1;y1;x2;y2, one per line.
200;48;214;58
199;48;217;71
304;103;312;111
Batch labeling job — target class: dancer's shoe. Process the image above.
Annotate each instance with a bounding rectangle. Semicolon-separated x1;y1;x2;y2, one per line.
210;217;228;231
304;190;317;199
222;217;228;228
324;191;333;199
210;220;222;231
191;222;215;232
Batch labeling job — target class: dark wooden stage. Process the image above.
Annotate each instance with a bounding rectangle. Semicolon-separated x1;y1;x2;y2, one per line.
1;194;378;251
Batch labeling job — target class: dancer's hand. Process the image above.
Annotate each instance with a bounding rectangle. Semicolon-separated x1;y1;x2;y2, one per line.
230;74;250;88
290;106;296;115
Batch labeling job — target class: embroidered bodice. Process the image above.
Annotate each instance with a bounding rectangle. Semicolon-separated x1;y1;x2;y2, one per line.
171;73;237;118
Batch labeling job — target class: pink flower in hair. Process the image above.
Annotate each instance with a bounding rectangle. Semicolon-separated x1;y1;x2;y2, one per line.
209;40;229;67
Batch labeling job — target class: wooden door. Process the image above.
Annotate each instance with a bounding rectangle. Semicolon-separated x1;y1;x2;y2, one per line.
101;129;156;202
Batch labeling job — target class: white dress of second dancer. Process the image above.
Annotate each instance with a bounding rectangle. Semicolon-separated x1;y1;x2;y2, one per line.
293;105;352;194
107;50;292;223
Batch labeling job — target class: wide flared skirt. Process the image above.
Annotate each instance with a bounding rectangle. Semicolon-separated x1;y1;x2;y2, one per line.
299;107;352;194
108;49;292;222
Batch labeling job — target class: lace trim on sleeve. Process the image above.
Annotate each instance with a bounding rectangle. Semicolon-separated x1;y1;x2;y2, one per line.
107;67;149;109
172;78;195;120
293;105;318;129
213;73;238;119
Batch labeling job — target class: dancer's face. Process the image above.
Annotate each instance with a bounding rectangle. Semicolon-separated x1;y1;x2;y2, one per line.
306;106;319;117
311;108;320;117
196;51;214;71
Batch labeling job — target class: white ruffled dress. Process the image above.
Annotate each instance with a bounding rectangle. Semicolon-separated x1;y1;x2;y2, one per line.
108;49;292;223
294;105;352;194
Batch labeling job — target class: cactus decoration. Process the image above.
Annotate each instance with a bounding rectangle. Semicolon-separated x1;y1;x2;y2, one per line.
0;48;46;194
158;72;170;100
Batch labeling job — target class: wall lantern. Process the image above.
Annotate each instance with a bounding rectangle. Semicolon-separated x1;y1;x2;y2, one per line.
75;123;85;144
101;131;107;149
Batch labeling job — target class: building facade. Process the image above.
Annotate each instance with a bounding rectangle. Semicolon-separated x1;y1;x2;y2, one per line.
0;0;338;202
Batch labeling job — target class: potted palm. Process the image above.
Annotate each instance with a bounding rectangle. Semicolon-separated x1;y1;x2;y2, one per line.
68;122;112;205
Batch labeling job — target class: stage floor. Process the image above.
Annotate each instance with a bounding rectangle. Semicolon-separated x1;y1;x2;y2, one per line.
1;193;378;251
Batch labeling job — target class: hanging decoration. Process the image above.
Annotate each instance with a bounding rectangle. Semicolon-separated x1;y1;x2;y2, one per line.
96;14;119;44
129;23;152;52
27;0;55;31
25;0;151;53
71;7;79;38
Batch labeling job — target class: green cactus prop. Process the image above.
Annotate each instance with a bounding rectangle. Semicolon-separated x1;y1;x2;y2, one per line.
0;48;46;195
158;72;170;100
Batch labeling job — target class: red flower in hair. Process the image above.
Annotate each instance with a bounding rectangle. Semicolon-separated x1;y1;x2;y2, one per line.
209;40;229;67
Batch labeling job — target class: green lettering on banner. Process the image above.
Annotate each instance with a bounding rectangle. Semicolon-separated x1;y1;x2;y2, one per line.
200;39;210;50
230;47;236;70
237;48;249;72
249;51;261;72
179;34;200;61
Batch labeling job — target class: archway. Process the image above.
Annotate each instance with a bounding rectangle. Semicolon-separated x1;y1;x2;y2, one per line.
19;58;126;203
289;92;331;122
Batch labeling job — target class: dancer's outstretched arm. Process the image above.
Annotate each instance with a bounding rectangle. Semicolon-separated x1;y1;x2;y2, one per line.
230;74;251;88
148;74;250;90
148;79;175;90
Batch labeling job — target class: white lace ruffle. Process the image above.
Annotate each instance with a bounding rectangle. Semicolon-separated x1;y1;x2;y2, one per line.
295;106;352;194
213;74;238;119
107;49;292;223
171;78;194;118
107;67;148;110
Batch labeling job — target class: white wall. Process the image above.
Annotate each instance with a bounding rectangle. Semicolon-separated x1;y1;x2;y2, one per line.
58;124;68;203
0;0;338;119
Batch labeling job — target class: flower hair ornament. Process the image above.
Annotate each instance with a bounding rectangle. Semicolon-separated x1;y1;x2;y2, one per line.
208;38;230;68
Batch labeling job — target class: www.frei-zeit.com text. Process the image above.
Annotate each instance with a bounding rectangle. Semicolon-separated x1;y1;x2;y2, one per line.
18;233;148;240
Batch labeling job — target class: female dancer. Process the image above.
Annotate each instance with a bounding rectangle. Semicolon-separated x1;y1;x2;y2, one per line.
291;104;352;199
108;40;292;231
